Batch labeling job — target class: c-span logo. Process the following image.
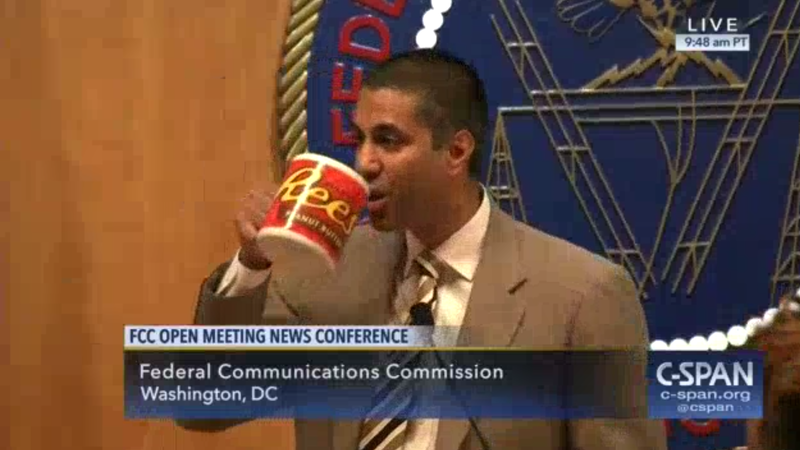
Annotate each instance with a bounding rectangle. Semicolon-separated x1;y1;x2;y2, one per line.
277;1;799;442
656;361;754;387
648;352;763;421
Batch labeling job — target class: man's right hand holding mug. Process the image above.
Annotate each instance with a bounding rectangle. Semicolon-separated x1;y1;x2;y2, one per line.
235;188;275;271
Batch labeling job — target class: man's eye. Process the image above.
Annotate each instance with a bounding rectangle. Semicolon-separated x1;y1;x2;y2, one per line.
375;135;399;145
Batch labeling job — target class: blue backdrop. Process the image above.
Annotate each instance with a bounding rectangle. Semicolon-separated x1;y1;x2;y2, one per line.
300;0;800;448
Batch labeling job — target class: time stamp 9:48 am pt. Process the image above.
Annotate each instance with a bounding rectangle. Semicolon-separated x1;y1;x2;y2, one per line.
675;17;750;52
675;33;751;52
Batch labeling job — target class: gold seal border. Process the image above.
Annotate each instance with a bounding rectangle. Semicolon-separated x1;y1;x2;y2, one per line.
277;0;325;164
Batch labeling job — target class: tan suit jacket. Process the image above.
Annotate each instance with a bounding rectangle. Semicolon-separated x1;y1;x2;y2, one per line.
179;204;667;450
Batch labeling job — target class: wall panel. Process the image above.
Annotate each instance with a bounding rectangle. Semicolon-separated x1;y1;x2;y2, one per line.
4;0;293;448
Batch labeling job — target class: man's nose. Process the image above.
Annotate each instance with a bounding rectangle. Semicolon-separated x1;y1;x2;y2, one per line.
355;144;381;180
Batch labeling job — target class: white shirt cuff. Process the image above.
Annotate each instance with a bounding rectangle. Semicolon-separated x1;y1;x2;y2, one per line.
215;249;271;297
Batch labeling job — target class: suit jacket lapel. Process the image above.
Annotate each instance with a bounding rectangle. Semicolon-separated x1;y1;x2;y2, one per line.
436;206;529;450
457;207;528;348
366;229;407;323
333;208;529;450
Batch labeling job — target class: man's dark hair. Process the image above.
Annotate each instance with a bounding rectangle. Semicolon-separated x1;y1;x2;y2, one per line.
362;48;489;178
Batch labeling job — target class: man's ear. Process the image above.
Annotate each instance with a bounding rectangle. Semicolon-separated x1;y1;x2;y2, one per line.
446;129;475;176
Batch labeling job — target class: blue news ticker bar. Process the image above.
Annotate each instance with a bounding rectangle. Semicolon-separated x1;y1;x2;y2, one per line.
124;350;763;420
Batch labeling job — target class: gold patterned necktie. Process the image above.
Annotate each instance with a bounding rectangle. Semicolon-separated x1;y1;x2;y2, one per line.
357;250;444;450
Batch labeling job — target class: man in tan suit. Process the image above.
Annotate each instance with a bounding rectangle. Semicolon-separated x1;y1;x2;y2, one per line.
179;49;667;450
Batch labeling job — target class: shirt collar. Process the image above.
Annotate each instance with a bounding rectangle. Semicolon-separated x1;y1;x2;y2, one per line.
404;186;491;281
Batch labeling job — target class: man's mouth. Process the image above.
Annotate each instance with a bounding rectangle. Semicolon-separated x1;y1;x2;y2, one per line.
367;191;388;212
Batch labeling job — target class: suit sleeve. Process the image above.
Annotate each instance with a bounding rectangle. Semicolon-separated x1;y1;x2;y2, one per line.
175;258;301;433
193;258;303;326
567;265;668;450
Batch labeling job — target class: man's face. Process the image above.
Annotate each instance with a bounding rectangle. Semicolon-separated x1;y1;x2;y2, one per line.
352;88;447;231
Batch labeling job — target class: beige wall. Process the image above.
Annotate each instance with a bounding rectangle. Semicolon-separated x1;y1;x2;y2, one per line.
4;0;296;448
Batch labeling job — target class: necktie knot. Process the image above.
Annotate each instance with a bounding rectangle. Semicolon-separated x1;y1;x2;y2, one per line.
407;250;446;326
414;249;446;281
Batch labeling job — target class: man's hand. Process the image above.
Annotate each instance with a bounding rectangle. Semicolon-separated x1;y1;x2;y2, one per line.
235;188;276;270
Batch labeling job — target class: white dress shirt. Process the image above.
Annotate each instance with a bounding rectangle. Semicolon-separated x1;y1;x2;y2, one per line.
215;189;492;450
215;249;271;297
397;191;490;450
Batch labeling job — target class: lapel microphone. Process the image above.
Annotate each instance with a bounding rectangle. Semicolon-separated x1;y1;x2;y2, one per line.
409;302;435;326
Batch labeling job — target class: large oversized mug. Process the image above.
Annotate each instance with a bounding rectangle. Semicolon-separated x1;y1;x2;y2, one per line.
257;153;369;281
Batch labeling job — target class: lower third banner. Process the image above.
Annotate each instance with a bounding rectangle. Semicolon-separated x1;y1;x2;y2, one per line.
124;350;763;420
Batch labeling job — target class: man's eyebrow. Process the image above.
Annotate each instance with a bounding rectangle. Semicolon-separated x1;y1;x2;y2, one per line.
372;123;402;134
351;122;406;137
